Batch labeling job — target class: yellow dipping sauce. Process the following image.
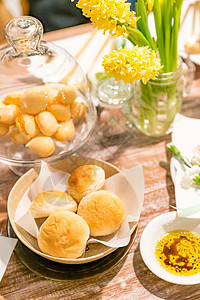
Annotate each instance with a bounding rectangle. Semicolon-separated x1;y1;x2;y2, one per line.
155;230;200;276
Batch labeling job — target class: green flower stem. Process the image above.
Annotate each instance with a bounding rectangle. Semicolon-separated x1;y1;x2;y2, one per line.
140;81;155;110
168;143;200;187
152;0;166;69
137;81;155;132
171;0;183;70
167;143;192;168
152;0;183;73
135;0;156;51
162;0;170;71
171;3;178;70
136;77;182;136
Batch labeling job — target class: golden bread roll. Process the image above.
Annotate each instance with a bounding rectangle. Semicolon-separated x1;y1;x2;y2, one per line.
68;165;105;203
38;211;90;259
29;190;77;218
184;34;200;54
77;190;125;236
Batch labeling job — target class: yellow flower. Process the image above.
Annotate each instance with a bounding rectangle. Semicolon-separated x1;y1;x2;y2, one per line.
102;46;163;84
147;0;154;12
76;0;139;38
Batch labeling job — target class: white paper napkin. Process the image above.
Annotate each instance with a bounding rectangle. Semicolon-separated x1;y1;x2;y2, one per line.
15;161;69;237
14;162;144;248
171;113;200;218
0;236;18;281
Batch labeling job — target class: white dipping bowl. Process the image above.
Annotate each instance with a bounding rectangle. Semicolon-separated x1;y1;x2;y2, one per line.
140;211;200;285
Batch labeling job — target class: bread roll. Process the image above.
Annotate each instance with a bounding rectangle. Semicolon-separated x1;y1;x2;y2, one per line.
38;211;90;259
68;165;105;203
29;191;77;218
77;190;125;236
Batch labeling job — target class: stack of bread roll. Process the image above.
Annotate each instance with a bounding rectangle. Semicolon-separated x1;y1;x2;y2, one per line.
28;165;125;259
0;84;87;157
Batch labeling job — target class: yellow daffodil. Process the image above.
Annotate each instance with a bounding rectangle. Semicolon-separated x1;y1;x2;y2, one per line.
76;0;139;38
102;46;163;84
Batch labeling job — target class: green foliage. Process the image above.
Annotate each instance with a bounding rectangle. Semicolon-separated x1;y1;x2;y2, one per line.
96;72;110;82
167;143;192;168
152;0;183;72
193;175;200;186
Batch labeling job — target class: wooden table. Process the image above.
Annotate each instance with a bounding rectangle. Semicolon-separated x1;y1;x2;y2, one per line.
1;24;200;300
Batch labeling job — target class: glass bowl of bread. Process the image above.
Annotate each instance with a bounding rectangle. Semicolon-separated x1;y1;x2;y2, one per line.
0;17;96;173
8;156;140;264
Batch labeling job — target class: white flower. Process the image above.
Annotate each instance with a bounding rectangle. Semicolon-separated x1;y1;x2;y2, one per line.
181;165;200;189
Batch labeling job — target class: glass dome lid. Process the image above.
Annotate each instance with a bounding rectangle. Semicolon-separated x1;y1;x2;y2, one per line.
0;16;96;172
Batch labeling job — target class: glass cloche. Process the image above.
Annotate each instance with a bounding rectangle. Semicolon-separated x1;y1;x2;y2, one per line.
0;16;96;174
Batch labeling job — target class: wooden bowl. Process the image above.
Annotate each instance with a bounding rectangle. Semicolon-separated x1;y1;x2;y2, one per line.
8;156;136;264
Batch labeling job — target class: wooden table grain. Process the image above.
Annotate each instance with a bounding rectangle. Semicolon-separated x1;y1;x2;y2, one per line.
1;24;200;300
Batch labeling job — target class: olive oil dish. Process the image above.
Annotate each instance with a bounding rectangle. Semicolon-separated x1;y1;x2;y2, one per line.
140;211;200;285
155;230;200;276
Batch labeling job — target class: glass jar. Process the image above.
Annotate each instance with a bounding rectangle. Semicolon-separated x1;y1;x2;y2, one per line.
131;57;183;137
96;76;134;145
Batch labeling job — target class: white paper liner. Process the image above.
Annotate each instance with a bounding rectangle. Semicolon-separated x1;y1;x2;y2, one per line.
171;113;200;218
0;236;18;282
14;161;144;248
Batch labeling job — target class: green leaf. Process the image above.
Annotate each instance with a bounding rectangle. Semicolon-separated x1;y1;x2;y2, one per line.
193;175;200;186
127;26;151;47
135;0;156;51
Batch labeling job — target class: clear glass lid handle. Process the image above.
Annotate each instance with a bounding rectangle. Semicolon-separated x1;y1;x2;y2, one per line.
4;16;44;55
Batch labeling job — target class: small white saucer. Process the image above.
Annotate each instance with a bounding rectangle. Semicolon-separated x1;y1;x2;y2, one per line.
140;211;200;285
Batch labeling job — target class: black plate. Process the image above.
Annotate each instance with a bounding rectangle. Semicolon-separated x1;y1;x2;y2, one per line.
8;222;137;281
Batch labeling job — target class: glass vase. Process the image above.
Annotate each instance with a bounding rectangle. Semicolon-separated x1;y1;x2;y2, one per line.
96;76;134;145
131;57;183;137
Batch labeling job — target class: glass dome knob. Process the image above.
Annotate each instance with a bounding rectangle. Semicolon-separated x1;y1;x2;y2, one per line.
5;16;43;55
